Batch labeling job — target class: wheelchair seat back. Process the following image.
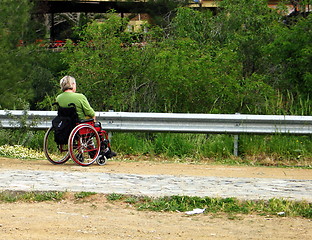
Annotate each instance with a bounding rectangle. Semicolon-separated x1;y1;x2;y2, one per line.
56;103;79;123
52;103;79;144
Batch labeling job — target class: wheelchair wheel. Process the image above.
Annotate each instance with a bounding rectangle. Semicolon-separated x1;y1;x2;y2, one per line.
68;124;100;166
96;155;107;166
43;127;70;164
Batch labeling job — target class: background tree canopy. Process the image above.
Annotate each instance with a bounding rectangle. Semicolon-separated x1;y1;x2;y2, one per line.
0;0;311;115
0;0;65;109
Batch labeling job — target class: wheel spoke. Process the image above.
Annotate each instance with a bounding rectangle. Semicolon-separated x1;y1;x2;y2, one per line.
69;124;100;166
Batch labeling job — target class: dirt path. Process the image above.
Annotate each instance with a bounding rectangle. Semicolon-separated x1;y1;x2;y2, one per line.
1;157;311;180
0;157;312;239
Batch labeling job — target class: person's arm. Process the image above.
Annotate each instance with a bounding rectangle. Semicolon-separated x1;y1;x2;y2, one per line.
80;95;96;119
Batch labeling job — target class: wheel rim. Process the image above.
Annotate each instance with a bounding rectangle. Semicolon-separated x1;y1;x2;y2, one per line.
69;124;100;166
43;127;70;164
96;155;107;166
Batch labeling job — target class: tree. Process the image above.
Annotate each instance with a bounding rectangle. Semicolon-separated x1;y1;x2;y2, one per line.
0;0;66;110
170;7;212;45
162;7;276;114
210;0;280;77
264;14;312;94
61;7;277;114
0;0;34;109
59;2;308;115
62;13;127;110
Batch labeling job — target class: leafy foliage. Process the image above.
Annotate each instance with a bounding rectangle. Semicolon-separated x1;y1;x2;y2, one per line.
0;0;311;117
211;0;280;76
264;14;312;96
0;0;65;110
61;6;277;114
0;0;33;109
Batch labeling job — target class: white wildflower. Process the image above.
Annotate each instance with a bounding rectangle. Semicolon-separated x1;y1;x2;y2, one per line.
0;145;45;159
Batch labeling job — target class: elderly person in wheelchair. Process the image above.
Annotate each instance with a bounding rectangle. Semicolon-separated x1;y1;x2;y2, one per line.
57;75;96;121
43;75;116;166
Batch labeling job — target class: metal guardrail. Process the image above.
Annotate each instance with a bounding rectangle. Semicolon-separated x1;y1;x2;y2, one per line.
1;110;312;135
1;110;311;156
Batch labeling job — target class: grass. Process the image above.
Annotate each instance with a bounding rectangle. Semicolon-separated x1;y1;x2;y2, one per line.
0;191;311;219
112;132;312;166
74;191;97;199
106;193;124;201
0;128;312;167
0;191;97;202
0;144;45;159
107;194;312;219
0;191;65;202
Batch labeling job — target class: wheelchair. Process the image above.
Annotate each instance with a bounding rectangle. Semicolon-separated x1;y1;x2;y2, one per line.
43;103;112;166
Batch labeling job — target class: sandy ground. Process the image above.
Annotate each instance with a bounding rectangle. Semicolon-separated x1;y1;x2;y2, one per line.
0;157;312;240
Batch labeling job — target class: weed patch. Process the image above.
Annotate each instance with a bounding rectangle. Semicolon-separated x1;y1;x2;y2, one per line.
74;191;97;199
0;191;65;202
1;191;311;219
107;193;124;201
0;129;312;167
106;194;312;219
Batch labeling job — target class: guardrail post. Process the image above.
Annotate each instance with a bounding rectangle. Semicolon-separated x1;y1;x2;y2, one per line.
233;113;240;156
233;135;239;157
108;110;114;142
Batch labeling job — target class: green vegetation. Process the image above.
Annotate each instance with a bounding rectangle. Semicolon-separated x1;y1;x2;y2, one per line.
1;191;310;219
0;144;45;159
1;129;312;166
108;194;312;219
0;191;93;202
1;0;311;114
57;1;311;115
110;132;312;166
107;193;125;201
0;0;311;163
0;0;63;110
74;191;97;199
0;191;65;202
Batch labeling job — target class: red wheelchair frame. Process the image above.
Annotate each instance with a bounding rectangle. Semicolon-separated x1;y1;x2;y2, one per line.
44;116;112;166
68;120;111;166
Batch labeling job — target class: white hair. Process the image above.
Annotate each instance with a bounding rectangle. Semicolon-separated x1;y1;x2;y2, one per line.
60;76;76;92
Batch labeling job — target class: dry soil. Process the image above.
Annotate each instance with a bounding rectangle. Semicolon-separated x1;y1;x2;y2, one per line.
0;157;311;240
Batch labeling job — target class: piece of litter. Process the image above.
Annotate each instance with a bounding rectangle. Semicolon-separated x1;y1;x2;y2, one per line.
57;211;79;216
277;212;285;216
185;208;206;215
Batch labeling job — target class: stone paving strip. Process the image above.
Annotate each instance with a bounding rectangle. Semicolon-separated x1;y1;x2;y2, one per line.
0;169;311;202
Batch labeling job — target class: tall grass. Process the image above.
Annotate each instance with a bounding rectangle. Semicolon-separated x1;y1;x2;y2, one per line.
112;132;312;166
240;135;312;157
264;91;312;116
112;133;234;160
0;129;45;150
0;128;311;166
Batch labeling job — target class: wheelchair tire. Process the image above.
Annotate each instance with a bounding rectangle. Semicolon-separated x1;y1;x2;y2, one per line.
96;154;107;166
68;124;100;166
43;126;70;164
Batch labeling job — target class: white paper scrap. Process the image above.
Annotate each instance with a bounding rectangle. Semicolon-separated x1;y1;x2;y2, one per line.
185;208;206;215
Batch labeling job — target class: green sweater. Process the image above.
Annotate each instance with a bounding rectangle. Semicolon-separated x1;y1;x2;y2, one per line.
56;92;95;120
